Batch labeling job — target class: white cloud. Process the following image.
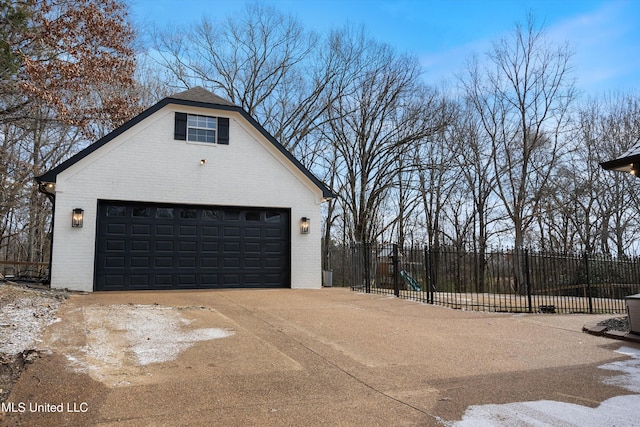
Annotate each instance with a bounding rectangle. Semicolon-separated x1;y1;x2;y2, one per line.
545;1;640;94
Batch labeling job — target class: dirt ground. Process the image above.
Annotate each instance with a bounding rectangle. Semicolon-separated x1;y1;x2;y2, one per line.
0;282;69;403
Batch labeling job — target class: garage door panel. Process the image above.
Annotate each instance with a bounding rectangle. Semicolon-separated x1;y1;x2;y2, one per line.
130;275;150;288
179;241;197;252
265;242;284;253
202;226;218;237
178;274;196;286
244;242;261;253
131;257;149;268
265;257;284;268
154;275;173;287
179;257;197;267
131;240;150;251
155;240;173;251
179;225;197;236
96;202;289;290
102;275;125;288
223;257;240;268
107;223;126;235
106;240;126;251
202;257;217;268
201;241;218;252
245;227;261;238
224;242;240;252
156;224;174;235
155;257;173;268
132;224;151;235
265;227;282;238
245;257;261;268
105;256;125;268
223;226;240;237
223;274;239;284
201;274;218;285
244;276;262;286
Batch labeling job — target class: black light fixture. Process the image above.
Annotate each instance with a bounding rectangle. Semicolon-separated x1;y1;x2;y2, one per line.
300;217;310;234
72;208;84;228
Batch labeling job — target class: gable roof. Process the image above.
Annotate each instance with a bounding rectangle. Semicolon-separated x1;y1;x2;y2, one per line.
37;87;333;198
600;140;640;174
170;86;236;106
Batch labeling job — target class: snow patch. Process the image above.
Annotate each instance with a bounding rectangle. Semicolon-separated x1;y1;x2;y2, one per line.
121;306;234;365
61;304;234;386
449;346;640;426
449;395;640;427
600;346;640;393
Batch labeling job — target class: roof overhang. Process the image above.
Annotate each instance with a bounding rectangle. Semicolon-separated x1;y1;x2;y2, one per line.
600;155;640;177
601;139;640;177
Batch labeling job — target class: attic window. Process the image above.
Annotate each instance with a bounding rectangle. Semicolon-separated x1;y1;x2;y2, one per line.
175;113;229;145
188;114;217;143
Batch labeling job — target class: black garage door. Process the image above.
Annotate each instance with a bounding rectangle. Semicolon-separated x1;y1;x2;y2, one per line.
95;201;290;290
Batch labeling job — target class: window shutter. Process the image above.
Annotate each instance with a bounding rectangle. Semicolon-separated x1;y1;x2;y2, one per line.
174;113;187;140
218;117;229;145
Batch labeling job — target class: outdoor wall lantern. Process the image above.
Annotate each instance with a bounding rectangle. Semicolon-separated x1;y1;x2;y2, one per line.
300;217;310;234
72;208;84;228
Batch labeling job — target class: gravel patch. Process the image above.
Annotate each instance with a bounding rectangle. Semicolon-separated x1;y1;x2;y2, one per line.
598;316;630;333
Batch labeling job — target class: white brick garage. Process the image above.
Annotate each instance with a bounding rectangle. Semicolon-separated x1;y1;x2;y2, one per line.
37;87;332;292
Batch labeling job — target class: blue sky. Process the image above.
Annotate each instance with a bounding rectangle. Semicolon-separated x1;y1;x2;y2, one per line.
129;0;639;97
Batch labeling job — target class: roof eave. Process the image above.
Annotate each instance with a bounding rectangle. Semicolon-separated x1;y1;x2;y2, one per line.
600;154;640;173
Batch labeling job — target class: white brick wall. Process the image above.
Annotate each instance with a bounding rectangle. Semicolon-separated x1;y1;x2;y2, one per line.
50;105;323;291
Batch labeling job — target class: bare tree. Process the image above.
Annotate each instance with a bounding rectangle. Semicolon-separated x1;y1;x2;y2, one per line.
151;2;339;162
581;95;640;256
533;95;640;257
450;98;500;254
461;14;575;250
414;125;458;248
325;29;444;243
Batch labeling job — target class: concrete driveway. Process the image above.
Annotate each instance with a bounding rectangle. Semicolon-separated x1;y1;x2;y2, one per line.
3;288;639;426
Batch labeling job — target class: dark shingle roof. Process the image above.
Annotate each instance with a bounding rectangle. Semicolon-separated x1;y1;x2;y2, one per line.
601;140;640;173
169;86;236;106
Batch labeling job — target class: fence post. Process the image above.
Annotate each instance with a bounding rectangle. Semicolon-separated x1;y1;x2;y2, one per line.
350;244;356;290
524;249;533;313
584;251;593;313
364;242;371;293
428;246;438;304
424;246;432;304
393;244;400;297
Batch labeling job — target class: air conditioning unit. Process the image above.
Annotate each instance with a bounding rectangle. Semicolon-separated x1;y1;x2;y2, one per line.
626;294;640;335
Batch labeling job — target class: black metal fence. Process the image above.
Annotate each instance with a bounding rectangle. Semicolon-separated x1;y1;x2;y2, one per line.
328;243;640;314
